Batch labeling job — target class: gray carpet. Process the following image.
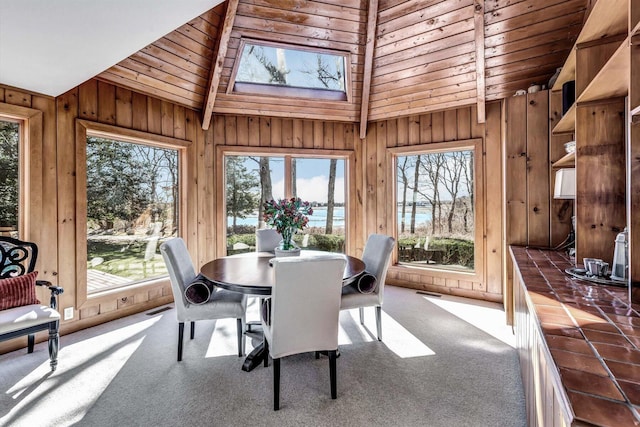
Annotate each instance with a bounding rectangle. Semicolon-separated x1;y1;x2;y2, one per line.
0;286;526;427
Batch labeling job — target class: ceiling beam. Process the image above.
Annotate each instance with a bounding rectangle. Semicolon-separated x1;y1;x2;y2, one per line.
474;0;486;124
201;0;239;130
359;0;379;139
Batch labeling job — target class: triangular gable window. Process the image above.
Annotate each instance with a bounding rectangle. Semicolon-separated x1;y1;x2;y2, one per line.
229;39;350;102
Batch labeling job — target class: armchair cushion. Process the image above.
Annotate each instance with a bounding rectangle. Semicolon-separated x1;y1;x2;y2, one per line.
0;271;40;310
0;303;60;335
184;273;215;305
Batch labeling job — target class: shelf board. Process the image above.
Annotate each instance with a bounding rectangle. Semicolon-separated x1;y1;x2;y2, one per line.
552;103;576;135
552;151;575;169
577;38;629;103
576;0;628;45
551;49;576;92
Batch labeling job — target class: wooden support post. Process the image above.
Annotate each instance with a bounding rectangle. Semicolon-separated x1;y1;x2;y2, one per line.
201;0;239;130
359;0;379;139
474;0;486;124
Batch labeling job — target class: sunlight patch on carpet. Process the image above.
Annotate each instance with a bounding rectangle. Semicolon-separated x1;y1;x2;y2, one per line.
340;309;435;358
2;316;161;426
205;318;243;357
421;295;515;347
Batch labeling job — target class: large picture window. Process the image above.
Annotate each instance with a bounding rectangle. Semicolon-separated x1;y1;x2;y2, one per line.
394;141;480;273
85;135;179;294
224;152;347;254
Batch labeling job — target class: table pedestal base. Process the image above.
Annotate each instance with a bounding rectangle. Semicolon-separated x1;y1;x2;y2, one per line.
242;321;266;372
242;343;266;372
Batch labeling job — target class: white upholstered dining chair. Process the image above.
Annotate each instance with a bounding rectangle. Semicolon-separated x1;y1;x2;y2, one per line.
340;234;395;341
261;255;346;410
255;228;282;252
160;237;247;361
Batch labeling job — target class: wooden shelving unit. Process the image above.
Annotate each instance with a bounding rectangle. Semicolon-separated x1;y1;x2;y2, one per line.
551;1;629;136
549;0;630;268
551;0;628;93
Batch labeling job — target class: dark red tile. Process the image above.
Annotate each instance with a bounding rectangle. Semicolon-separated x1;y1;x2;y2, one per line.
608;314;640;328
568;391;639;427
618;324;640;338
582;329;631;347
541;323;584;339
618;380;640;406
529;291;562;306
559;368;624;401
580;322;622;334
593;342;640;365
605;360;640;384
550;348;608;376
546;335;594;355
625;335;640;350
538;312;574;326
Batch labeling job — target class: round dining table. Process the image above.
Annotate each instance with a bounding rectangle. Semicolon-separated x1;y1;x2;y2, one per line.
200;250;366;371
200;250;366;296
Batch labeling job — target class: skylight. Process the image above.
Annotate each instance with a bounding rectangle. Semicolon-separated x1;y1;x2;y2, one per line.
230;40;349;101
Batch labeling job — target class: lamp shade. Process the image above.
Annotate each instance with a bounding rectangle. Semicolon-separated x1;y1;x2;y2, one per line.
554;168;576;199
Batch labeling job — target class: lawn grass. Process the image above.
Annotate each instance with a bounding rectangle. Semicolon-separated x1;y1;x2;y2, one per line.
87;238;168;281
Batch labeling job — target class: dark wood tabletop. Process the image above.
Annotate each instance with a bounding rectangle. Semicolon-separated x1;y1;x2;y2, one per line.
200;250;365;296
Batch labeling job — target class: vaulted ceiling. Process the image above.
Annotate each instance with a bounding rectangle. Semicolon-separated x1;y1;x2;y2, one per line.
2;0;590;130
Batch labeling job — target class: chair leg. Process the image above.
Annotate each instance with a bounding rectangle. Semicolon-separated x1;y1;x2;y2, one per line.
359;307;364;325
27;334;35;353
264;339;269;367
273;358;280;410
329;350;337;399
315;351;320;359
190;321;195;339
376;305;382;341
177;322;184;362
237;318;245;357
48;320;59;371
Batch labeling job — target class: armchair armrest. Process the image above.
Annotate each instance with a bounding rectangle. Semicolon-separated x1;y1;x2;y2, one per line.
36;279;64;309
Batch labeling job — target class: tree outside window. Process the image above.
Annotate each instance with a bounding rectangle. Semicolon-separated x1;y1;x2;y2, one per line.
396;148;475;272
0;119;19;234
85;136;179;293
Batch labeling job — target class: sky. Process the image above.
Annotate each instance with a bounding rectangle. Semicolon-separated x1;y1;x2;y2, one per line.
240;156;345;204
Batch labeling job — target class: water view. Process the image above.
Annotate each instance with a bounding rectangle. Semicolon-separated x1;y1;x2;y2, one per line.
227;206;433;228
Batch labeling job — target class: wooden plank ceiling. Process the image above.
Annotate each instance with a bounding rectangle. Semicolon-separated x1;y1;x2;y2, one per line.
96;0;588;127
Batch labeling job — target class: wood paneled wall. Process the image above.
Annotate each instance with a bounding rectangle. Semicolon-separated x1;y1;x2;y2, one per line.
0;81;507;353
0;81;209;353
359;102;504;302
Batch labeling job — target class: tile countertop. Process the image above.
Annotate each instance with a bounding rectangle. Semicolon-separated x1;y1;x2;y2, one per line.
511;246;640;427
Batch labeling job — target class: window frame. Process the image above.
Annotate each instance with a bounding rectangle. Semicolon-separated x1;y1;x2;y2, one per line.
75;119;190;309
0;104;43;241
227;38;352;103
216;145;354;256
387;138;485;283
